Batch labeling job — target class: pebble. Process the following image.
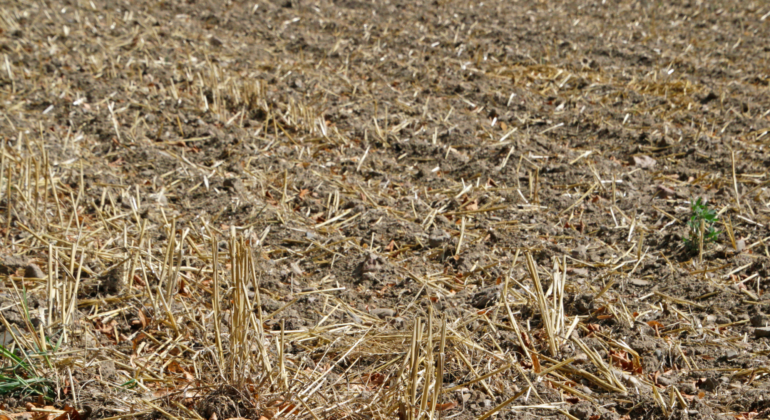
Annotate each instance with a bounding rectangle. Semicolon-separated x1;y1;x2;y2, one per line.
754;327;770;338
573;352;589;364
722;350;739;361
751;315;767;328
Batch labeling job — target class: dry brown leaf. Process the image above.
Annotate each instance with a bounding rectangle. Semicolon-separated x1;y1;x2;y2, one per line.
532;352;541;373
646;320;665;329
137;309;148;328
52;406;86;420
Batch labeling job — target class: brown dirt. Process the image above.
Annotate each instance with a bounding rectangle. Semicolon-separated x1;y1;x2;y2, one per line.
0;0;769;419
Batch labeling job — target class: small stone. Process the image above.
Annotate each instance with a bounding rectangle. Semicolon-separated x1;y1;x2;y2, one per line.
0;325;22;346
751;315;767;328
754;327;770;338
24;264;45;279
736;239;746;252
573;353;589;364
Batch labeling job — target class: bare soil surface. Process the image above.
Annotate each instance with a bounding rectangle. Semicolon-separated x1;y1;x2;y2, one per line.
1;0;769;419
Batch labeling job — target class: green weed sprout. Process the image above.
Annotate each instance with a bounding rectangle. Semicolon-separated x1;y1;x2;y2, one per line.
684;198;720;251
0;345;55;399
0;287;57;399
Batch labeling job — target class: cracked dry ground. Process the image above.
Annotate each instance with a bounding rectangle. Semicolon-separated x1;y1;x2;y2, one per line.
0;0;769;419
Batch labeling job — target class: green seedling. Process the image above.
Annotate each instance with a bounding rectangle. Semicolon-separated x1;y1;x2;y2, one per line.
684;198;720;251
0;345;54;399
0;287;58;400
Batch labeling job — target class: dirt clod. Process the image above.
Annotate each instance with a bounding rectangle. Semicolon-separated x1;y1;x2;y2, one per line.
0;254;29;275
98;268;125;295
23;264;45;279
471;286;500;309
428;229;451;248
223;178;244;193
569;401;600;420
